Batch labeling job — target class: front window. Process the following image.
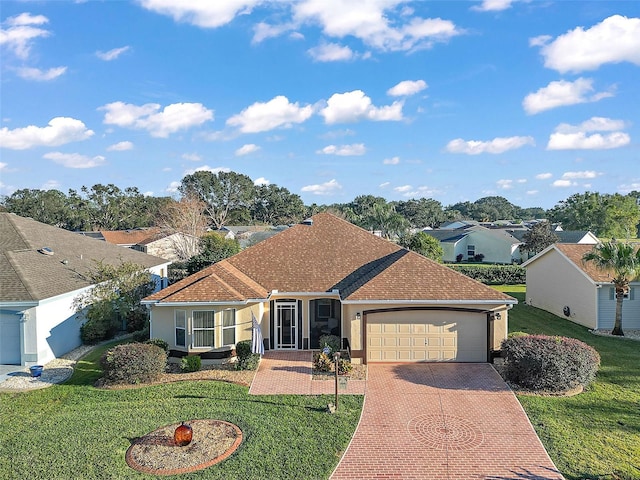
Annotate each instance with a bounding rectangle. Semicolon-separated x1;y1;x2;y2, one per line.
467;245;475;258
175;310;186;347
222;309;236;346
192;310;215;347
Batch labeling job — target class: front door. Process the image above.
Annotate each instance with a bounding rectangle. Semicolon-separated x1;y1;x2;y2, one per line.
276;301;298;349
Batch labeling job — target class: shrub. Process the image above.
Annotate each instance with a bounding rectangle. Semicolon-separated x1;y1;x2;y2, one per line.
456;253;464;263
313;352;333;372
146;338;169;353
508;331;529;339
100;342;167;385
80;314;117;344
318;334;341;355
447;264;525;285
474;253;485;262
180;355;202;372
126;309;148;333
235;340;260;370
501;335;600;392
337;358;353;375
132;326;150;342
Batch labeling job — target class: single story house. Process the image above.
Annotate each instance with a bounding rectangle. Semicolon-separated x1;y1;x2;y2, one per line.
0;213;170;366
143;213;516;364
522;243;640;330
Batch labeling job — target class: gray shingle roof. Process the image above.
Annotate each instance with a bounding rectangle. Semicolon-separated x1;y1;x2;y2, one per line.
0;213;169;303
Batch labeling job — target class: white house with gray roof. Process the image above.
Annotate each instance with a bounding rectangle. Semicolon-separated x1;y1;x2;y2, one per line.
0;213;170;366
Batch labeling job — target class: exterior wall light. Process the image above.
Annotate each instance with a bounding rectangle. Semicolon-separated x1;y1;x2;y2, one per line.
355;312;361;320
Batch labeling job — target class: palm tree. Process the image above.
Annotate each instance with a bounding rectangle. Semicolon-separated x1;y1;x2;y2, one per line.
583;241;640;336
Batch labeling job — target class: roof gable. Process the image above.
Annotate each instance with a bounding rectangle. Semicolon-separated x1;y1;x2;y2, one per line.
147;213;513;304
0;213;168;303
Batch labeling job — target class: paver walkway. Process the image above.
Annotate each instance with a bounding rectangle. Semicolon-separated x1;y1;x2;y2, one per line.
249;351;366;395
331;363;564;480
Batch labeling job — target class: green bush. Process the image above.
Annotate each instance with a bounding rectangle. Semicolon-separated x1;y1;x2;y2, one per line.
100;342;167;385
146;338;169;353
235;340;260;370
501;335;600;392
447;264;525;285
319;334;341;355
507;331;529;339
132;326;150;342
80;314;117;344
180;355;202;372
126;309;148;333
337;358;353;375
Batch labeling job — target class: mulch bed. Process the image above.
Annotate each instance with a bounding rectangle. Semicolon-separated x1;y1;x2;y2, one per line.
312;364;367;381
125;419;242;476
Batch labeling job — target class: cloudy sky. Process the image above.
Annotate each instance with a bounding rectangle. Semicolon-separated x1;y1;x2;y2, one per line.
1;1;638;209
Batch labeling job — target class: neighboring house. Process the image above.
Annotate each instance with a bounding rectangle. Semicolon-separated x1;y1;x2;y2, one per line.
216;225;286;249
0;213;170;366
100;228;161;248
509;229;599;245
522;243;640;330
133;232;200;262
143;213;516;364
424;225;522;264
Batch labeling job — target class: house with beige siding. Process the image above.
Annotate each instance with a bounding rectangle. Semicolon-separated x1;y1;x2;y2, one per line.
522;243;640;330
143;213;516;364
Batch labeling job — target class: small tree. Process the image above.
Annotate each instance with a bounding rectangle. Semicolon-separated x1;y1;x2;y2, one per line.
74;260;155;343
402;232;444;263
582;242;640;336
186;232;241;274
521;222;558;258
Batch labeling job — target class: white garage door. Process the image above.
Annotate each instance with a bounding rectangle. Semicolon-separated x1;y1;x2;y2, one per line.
366;310;487;363
0;314;21;365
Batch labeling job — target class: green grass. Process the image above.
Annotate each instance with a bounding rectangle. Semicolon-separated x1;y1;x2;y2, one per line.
497;287;640;480
0;343;363;480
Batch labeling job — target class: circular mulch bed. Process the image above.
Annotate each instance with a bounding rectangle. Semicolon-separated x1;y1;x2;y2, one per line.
126;419;242;476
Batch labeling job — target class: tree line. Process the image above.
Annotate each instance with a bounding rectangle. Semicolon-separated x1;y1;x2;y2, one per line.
1;170;639;239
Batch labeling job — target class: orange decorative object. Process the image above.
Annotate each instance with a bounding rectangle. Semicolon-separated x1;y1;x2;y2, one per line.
174;422;193;446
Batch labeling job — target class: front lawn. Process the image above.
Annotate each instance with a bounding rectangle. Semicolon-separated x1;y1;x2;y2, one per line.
0;344;363;480
497;287;640;480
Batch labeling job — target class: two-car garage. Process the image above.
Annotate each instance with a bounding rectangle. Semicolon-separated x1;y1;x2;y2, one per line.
365;309;489;363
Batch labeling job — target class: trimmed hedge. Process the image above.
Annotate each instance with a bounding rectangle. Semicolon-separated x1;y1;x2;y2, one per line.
448;264;525;285
180;355;202;372
235;340;260;371
501;334;600;392
100;342;167;385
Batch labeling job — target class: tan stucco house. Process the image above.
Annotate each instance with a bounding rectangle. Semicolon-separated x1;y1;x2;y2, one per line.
143;213;516;364
523;243;640;330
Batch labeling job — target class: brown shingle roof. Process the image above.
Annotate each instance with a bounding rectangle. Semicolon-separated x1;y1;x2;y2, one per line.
146;213;513;304
100;228;161;245
0;213;168;303
552;243;638;283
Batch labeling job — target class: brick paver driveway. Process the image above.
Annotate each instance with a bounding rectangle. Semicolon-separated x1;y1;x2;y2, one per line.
331;363;564;480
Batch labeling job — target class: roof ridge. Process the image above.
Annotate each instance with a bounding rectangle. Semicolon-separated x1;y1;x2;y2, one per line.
216;261;268;297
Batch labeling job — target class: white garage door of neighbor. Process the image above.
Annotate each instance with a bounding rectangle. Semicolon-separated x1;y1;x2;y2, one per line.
0;314;21;365
366;310;487;363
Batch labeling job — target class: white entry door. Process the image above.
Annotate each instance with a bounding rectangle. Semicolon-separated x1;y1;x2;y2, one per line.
276;302;297;349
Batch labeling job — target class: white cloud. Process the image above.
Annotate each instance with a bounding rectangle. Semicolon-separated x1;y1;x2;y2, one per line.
301;178;342;195
41;179;61;190
445;135;535;154
317;143;366;156
166;181;181;194
497;179;514;189
320;90;403;124
96;46;130;61
254;177;270;186
379;181;390;188
472;0;514;12
183;165;231;176
43;152;106;169
0;117;94;150
394;184;439;197
618;182;640;194
292;1;462;52
394;185;412;193
16;66;66;81
383;156;400;165
107;141;133;151
100;101;213;137
387;80;427;97
252;21;295;43
535;15;640;73
526;190;539;195
137;0;262;28
0;162;6;171
562;171;600;179
227;95;313;133
235;143;261;156
535;172;553;180
523;78;613;115
547;117;630;150
182;152;201;161
308;42;355;62
552;179;576;188
0;13;50;59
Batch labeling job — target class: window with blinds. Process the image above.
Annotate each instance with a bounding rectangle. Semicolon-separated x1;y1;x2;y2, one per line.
192;310;215;347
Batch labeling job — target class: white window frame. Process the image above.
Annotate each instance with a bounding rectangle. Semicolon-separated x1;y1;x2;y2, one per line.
467;244;475;258
192;310;216;348
222;309;236;346
175;310;186;347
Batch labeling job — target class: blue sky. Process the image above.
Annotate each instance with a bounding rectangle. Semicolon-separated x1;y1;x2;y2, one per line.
1;1;638;210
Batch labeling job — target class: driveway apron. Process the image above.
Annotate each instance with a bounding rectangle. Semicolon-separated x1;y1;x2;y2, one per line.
331;363;563;480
